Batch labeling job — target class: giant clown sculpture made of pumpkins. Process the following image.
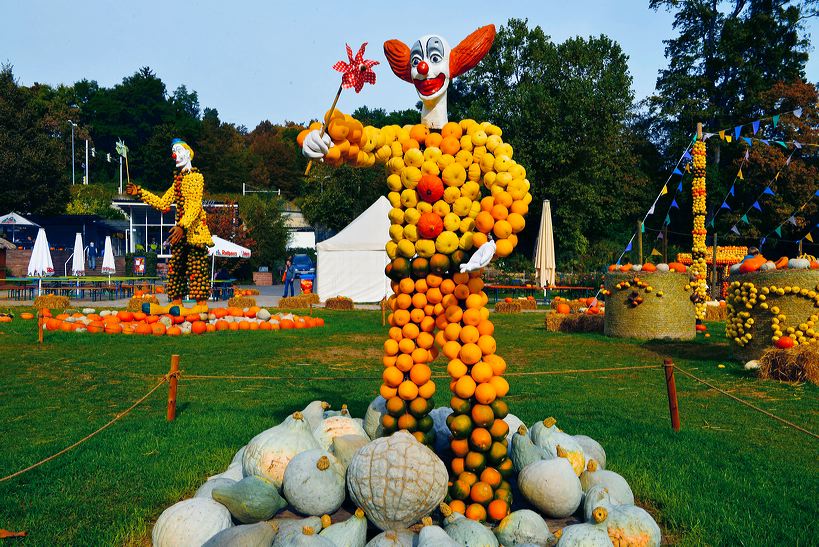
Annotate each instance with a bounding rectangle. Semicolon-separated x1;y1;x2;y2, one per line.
300;25;534;521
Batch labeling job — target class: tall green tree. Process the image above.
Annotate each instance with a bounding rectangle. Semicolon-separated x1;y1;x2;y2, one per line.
0;65;70;215
238;195;290;271
449;19;660;266
649;0;816;154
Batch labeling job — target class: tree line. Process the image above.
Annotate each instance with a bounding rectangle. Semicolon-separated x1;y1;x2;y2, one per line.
0;2;815;270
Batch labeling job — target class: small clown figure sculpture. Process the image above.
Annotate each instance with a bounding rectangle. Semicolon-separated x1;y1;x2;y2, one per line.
300;25;532;522
126;139;213;315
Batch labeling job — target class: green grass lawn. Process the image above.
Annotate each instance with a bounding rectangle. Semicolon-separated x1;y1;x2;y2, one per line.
0;309;817;546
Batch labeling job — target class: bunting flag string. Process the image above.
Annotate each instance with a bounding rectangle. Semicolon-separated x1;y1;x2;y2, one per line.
725;150;796;239
759;187;819;249
704;106;811;149
707;155;748;228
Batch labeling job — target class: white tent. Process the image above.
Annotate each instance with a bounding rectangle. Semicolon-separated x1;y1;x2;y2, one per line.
0;212;38;244
28;228;54;295
534;199;556;288
71;233;85;276
208;235;251;282
316;197;391;303
101;236;116;275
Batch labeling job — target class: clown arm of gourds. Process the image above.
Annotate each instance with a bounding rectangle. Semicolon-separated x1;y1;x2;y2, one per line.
139;185;175;211
177;172;205;230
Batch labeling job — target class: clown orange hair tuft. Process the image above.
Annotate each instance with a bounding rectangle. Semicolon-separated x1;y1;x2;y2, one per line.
450;25;496;79
383;39;413;83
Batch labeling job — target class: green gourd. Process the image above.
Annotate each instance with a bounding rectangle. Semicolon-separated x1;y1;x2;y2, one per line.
511;425;550;473
212;475;287;524
283;450;346;516
364;396;387;439
440;503;499;547
319;508;368;547
573;435;606;469
590;505;661;547
203;521;279;547
579;460;634;506
365;529;418;546
555;523;613;546
152;498;233;547
518;458;582;518
243;411;320;489
493;509;554;546
331;435;370;473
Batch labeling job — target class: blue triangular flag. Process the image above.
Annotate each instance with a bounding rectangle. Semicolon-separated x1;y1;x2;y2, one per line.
761;139;770;145
775;226;782;236
752;201;762;211
815;189;819;197
673;168;683;176
731;226;741;235
683;150;692;160
720;201;731;210
788;216;798;226
677;182;683;192
763;187;775;196
777;141;788;148
734;126;742;139
794;107;803;118
773;114;780;127
729;184;735;196
670;199;679;209
740;214;749;224
760;237;767;246
625;240;633;252
664;214;671;226
708;218;715;227
752;120;760;134
742;137;752;146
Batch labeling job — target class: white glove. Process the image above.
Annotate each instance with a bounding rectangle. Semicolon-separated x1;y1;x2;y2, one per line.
460;239;496;273
302;129;333;159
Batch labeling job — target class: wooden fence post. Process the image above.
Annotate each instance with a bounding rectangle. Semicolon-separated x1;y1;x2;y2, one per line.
664;358;680;432
167;354;179;422
37;309;44;344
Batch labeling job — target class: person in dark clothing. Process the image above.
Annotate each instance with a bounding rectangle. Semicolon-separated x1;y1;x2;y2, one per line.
283;259;296;297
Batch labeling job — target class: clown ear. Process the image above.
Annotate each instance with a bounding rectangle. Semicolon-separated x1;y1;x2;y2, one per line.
384;39;413;83
450;25;496;79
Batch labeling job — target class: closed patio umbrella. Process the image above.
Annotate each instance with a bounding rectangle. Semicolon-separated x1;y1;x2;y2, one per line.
71;232;85;276
27;228;54;295
101;236;116;275
534;200;556;288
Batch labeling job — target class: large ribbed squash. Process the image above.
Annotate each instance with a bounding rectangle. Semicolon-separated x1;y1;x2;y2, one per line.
242;412;320;489
346;431;448;531
152;498;232;547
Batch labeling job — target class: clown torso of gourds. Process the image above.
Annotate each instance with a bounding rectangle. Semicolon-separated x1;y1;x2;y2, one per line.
139;168;214;247
301;25;533;271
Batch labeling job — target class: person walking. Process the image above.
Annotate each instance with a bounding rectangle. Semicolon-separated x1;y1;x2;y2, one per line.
87;241;97;271
282;258;296;297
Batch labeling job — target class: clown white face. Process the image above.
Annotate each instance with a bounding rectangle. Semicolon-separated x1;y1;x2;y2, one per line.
410;34;451;102
172;143;192;171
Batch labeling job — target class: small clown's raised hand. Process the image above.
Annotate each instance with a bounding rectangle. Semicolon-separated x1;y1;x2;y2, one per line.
460;239;497;273
302;129;333;159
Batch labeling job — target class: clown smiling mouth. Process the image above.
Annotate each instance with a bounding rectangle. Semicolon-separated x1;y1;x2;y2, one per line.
414;74;446;96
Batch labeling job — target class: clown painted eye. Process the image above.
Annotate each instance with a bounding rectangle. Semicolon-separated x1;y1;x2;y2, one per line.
430;53;442;63
411;55;422;67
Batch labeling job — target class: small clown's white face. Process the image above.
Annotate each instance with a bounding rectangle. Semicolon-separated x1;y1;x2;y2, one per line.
410;34;451;102
172;144;191;170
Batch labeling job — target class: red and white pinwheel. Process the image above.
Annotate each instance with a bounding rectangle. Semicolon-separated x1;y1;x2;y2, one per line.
332;42;379;93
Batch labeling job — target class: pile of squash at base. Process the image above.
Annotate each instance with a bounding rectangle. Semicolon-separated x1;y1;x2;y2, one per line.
153;399;661;546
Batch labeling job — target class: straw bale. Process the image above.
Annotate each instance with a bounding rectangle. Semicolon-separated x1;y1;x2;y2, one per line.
757;343;819;384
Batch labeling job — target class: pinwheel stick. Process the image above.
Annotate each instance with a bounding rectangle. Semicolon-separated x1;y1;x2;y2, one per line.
304;83;343;176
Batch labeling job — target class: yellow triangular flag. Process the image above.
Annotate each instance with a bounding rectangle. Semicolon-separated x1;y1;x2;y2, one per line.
725;136;732;143
651;248;662;256
737;168;743;180
775;172;780;180
807;233;814;243
685;164;691;173
661;185;668;196
719;130;726;140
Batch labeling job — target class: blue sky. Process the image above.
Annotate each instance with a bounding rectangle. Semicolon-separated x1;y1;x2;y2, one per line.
2;1;817;128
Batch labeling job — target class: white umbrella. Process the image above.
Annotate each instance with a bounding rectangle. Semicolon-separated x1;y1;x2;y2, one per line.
71;232;85;276
208;235;251;283
101;236;116;275
0;212;38;244
534;199;556;288
27;228;54;295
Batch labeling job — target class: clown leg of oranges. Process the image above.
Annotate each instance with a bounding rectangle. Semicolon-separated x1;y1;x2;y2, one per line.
380;268;512;523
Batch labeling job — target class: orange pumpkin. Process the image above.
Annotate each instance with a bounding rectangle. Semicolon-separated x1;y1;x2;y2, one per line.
641;263;657;272
418;212;444;239
19;312;34;320
417;174;445;203
774;256;789;269
739;255;766;274
811;261;819;270
618;263;632;272
166;326;181;336
134;323;152;335
608;264;617;272
191;321;208;334
668;262;687;273
556;303;571;314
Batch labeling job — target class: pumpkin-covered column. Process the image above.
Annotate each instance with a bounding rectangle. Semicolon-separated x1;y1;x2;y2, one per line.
690;137;708;323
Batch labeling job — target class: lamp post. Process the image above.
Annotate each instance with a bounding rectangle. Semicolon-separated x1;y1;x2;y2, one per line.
68;120;77;185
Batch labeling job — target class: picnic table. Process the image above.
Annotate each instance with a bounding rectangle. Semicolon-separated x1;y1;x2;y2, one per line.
2;276;160;301
484;284;597;304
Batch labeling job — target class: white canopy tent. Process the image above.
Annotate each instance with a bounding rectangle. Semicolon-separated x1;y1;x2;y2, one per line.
534;199;556;288
0;212;38;244
208;235;251;282
27;228;54;295
71;233;85;276
316;197;391;303
101;236;116;275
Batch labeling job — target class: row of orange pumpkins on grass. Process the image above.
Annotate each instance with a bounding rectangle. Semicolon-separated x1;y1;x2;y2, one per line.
37;308;324;335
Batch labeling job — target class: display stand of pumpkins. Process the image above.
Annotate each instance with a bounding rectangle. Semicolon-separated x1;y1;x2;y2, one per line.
726;254;819;362
602;263;696;340
152;400;661;546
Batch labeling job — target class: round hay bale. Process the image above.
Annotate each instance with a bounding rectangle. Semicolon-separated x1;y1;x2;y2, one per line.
726;269;819;362
126;294;159;312
604;272;695;340
325;296;354;310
